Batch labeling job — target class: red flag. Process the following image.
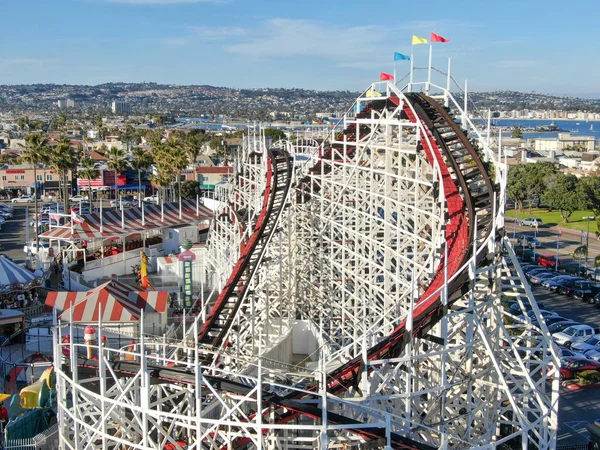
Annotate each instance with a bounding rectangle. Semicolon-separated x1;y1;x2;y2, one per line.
380;72;394;81
430;32;450;43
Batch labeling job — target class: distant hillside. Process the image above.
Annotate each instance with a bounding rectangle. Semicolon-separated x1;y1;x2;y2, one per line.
0;82;359;120
454;90;600;112
1;83;599;118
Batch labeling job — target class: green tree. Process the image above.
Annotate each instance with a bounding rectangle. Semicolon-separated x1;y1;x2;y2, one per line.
185;129;208;164
511;126;524;139
17;116;30;131
507;162;556;212
78;156;100;202
105;147;129;201
18;134;49;252
50;142;80;212
129;147;153;206
166;137;189;203
541;173;581;222
577;176;600;229
263;128;286;142
177;180;201;200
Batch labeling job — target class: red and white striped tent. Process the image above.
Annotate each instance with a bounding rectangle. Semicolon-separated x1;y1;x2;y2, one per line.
40;200;212;242
45;280;169;324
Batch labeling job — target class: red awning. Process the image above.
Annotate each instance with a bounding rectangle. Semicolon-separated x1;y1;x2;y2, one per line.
40;200;212;242
46;280;169;323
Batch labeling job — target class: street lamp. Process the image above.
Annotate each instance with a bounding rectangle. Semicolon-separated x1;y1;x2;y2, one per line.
584;215;595;274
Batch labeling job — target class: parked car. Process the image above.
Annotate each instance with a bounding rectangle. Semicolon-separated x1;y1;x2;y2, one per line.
532;316;571;329
524;267;549;278
11;195;34;203
548;357;600;380
41;203;64;214
555;346;579;359
517;309;560;323
570;281;600;302
554;277;587;295
553;324;600;348
516;234;542;249
571;336;600;354
548;321;580;334
542;275;579;291
69;195;89;202
520;217;544;227
560;262;588;277
110;199;134;208
508;301;546;316
70;206;92;215
144;194;159;203
23;241;55;256
530;272;559;285
537;254;558;269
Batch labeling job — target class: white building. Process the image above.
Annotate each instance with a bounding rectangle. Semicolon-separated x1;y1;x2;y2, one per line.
57;99;75;108
112;101;132;115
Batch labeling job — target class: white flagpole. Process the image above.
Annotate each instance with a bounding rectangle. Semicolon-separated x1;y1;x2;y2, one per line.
196;193;199;216
179;192;182;220
445;57;451;107
409;45;414;92
142;200;145;226
393;59;396;86
427;43;433;95
161;199;164;223
99;198;103;234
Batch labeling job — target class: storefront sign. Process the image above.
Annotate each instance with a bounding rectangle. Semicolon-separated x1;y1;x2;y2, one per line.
6;170;25;174
182;260;193;308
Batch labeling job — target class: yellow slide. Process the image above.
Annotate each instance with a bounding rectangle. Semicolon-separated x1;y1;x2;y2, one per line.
19;367;53;409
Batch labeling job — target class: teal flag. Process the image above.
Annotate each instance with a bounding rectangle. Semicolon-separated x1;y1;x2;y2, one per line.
394;52;410;61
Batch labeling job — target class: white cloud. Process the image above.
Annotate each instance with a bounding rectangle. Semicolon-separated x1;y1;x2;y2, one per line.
225;19;388;62
187;26;246;40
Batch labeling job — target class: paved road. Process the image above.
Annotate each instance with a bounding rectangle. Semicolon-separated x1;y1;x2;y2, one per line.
0;204;31;265
508;218;600;270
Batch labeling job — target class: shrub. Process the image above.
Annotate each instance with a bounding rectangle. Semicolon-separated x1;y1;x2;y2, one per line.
576;370;600;385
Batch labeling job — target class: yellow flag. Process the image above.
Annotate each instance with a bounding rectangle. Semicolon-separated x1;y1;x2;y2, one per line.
412;35;428;45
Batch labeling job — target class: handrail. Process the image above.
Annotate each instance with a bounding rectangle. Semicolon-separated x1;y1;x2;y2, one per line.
195;147;293;361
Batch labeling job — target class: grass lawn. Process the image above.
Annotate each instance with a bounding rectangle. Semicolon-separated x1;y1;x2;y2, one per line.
505;208;598;233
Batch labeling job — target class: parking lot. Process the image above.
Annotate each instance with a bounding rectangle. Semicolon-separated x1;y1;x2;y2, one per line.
510;219;600;445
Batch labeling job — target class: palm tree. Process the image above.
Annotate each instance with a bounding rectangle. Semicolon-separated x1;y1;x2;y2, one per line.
78;156;100;203
18;134;48;252
129;147;153;206
105;147;129;202
50;142;79;213
165;136;189;203
185;129;207;165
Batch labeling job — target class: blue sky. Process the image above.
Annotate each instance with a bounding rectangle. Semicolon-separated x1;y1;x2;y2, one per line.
1;0;599;95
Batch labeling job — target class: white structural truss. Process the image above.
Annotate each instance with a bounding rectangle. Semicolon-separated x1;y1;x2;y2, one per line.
53;79;559;450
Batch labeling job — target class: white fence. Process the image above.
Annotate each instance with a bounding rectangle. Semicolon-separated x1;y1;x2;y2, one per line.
5;423;59;450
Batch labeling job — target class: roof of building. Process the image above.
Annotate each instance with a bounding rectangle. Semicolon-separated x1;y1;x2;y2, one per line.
88;150;107;161
46;280;169;323
39;199;212;242
195;166;233;174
